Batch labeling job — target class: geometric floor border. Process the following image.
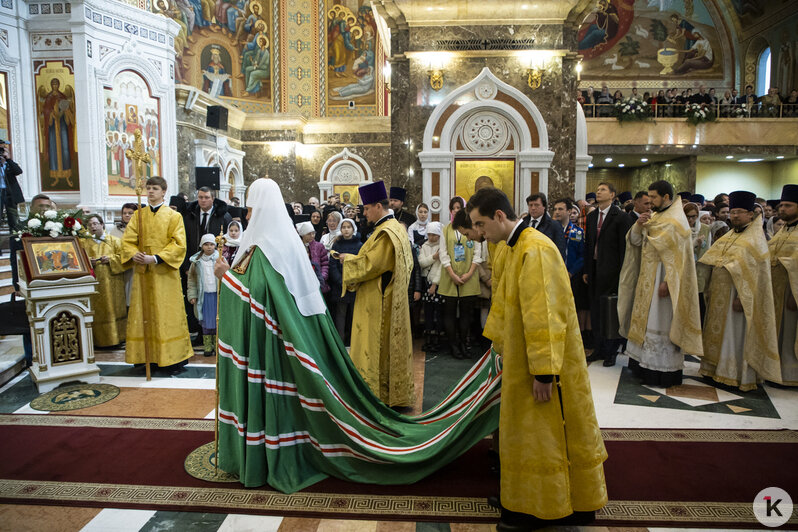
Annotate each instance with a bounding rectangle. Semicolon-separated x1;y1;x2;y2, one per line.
2;479;796;526
599;500;798;526
0;479;500;520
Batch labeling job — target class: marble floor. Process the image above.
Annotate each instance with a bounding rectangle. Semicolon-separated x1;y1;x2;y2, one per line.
0;337;796;531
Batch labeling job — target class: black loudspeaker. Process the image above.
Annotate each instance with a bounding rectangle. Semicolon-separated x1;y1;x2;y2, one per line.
206;105;228;130
195;167;221;190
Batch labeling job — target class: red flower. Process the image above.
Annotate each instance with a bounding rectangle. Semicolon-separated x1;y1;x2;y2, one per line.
21;232;32;238
64;216;76;228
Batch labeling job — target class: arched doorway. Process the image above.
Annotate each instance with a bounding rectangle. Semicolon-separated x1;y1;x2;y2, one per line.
318;148;373;205
419;67;554;221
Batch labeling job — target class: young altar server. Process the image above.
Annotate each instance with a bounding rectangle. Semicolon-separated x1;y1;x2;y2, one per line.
121;176;193;375
188;233;220;357
468;187;607;530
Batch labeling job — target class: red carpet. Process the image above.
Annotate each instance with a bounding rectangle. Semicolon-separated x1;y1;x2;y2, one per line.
1;415;797;527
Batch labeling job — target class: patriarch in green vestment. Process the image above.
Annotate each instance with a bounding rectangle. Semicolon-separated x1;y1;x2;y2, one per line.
214;178;501;493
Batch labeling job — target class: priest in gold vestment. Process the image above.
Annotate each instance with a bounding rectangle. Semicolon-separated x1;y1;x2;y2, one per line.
121;176;193;373
770;185;798;386
618;180;703;387
82;214;127;347
468;188;607;529
340;181;414;407
699;191;781;391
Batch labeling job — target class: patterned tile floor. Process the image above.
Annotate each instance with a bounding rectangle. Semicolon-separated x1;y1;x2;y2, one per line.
1;337;796;531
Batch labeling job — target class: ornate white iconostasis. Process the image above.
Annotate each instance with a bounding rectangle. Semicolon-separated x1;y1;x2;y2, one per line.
318;148;373;205
0;0;179;221
418;67;555;222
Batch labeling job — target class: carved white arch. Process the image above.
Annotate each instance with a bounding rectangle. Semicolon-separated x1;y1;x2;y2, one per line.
86;42;178;212
575;102;591;201
194;136;245;202
419;67;554;219
318;148;374;201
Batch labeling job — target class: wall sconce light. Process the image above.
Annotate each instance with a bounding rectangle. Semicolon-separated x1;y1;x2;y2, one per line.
384;61;392;93
429;69;444;91
526;68;542;90
523;51;551;90
575;60;583;81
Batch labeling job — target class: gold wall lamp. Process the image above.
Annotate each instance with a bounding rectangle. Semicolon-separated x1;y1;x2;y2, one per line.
429;69;444;91
526;68;542;90
523;51;554;90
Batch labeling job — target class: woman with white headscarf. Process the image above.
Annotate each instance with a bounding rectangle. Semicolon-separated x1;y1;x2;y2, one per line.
320;211;343;250
214;178;501;494
406;203;430;247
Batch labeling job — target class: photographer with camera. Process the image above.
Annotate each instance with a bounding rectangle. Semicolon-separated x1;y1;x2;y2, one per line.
0;140;25;233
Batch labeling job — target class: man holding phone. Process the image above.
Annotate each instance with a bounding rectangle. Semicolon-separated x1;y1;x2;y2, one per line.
0;140;25;232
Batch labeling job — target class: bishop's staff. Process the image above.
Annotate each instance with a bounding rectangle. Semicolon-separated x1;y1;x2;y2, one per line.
125;129;154;381
213;228;226;474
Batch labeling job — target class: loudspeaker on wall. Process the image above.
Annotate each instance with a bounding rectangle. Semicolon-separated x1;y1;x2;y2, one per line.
206;105;228;130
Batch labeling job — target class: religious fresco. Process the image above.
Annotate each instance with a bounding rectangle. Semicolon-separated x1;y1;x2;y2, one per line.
326;1;379;109
454;159;516;207
578;0;724;80
103;70;162;196
34;60;79;192
0;72;9;144
153;0;272;109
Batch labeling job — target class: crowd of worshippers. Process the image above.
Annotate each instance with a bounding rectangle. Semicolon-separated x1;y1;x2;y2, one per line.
63;178;797;390
579;83;798;118
276;181;797;394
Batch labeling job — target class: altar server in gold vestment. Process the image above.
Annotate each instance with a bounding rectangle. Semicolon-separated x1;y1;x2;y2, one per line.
339;180;414;407
82;214;127;348
699;190;781;391
121;176;193;373
468;187;607;530
769;185;798;386
618;180;704;388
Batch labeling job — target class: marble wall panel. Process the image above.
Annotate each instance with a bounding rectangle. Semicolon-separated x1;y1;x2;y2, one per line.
240;136;390;204
629;156;696;195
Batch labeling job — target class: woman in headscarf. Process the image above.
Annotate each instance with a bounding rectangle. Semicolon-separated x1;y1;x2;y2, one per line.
310;209;324;241
320;210;343;250
221;220;242;264
406;203;430;247
214;178;501;494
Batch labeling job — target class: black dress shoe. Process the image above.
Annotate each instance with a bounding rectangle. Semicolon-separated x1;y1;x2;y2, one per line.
603;352;617;367
585;351;604;363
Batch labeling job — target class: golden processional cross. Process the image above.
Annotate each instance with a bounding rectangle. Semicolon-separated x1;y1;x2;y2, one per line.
125;129;155;381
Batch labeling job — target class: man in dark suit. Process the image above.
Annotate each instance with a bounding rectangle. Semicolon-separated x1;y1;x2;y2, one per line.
521;192;566;259
583;182;633;366
0;140;26;232
181;186;232;341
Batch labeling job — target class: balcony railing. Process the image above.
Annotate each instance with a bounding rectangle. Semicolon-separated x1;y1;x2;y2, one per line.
581;102;798;119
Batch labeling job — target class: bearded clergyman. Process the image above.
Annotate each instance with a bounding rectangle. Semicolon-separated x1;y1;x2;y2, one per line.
618;180;703;387
699;190;781;391
769;184;798;386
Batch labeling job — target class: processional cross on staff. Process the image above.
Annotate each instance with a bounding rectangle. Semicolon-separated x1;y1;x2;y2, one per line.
125;129;155;381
